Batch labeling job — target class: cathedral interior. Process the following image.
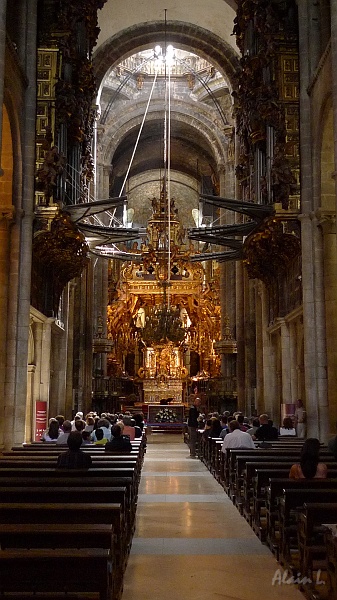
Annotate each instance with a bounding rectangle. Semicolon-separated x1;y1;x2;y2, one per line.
1;0;336;447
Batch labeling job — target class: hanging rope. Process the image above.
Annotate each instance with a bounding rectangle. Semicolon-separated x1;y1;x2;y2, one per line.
119;70;158;199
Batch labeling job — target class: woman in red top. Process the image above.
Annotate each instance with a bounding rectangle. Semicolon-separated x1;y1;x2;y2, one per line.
289;437;327;479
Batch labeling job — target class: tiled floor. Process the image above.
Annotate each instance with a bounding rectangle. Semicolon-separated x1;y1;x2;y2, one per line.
121;435;304;600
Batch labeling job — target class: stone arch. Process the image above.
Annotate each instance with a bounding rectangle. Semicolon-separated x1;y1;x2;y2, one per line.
101;103;228;171
94;20;239;91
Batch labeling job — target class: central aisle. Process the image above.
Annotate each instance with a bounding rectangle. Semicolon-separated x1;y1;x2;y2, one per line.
122;435;304;600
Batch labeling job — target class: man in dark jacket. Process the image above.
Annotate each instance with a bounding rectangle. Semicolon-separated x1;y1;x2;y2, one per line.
105;423;132;453
254;414;278;441
187;397;201;458
56;431;92;469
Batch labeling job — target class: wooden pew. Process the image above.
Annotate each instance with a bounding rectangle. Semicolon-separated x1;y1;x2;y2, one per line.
0;501;125;568
297;504;337;588
0;475;139;552
0;486;130;545
0;548;113;600
240;458;337;515
277;489;337;568
252;470;337;542
325;523;337;599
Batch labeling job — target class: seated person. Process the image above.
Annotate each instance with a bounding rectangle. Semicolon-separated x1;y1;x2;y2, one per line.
56;431;92;469
253;414;278;441
237;414;248;431
94;427;108;445
82;430;93;444
105;423;132;453
279;416;296;436
289;437;327;479
219;416;229;439
122;416;136;441
208;417;223;438
91;418;111;442
202;419;213;439
133;412;145;431
56;419;72;445
222;420;255;451
41;418;60;442
246;418;260;437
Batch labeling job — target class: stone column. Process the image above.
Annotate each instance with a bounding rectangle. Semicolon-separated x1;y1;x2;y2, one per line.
261;287;276;418
289;320;297;403
40;317;54;413
330;0;337;189
279;318;291;407
317;212;337;437
312;213;329;440
0;0;8;174
25;364;35;443
49;310;69;418
65;282;76;419
236;261;245;411
255;281;264;416
0;207;14;447
78;261;94;416
103;164;111;199
12;0;38;446
297;0;319;439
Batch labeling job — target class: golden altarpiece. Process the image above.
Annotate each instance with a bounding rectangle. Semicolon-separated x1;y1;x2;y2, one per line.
106;184;224;415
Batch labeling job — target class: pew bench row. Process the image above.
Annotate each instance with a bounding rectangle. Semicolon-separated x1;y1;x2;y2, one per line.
199;440;337;599
0;444;145;600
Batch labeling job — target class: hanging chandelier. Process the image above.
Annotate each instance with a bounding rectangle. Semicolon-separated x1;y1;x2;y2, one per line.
141;304;186;346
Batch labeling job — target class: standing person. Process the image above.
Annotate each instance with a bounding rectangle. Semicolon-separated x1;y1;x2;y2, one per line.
295;399;306;438
187;397;201;459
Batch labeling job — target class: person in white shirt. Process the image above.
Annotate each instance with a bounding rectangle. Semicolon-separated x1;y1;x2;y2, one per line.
221;420;255;452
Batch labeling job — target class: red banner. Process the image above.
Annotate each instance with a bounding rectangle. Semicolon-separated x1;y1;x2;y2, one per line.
35;401;48;441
